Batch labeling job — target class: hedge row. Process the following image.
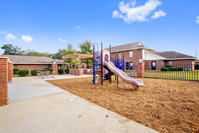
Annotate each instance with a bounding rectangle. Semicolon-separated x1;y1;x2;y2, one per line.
41;67;52;72
13;68;20;75
31;70;39;76
13;67;70;76
18;70;29;77
161;67;184;71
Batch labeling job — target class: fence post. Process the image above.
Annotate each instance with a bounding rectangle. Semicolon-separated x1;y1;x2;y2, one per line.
137;62;145;78
0;57;8;105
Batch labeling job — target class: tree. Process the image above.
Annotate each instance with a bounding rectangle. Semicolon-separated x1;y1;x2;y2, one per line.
63;44;76;55
79;40;93;66
52;49;66;60
24;49;53;57
63;44;76;66
79;40;93;54
1;44;21;55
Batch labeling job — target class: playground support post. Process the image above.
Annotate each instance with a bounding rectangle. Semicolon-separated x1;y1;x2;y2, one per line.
115;54;116;80
93;44;95;84
75;56;77;77
117;52;119;87
109;44;112;84
123;54;124;71
101;43;103;85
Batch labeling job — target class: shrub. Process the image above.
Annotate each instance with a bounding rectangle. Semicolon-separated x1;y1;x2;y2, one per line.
18;70;29;77
65;68;69;74
169;67;184;71
31;69;39;76
165;65;172;68
161;67;168;71
58;68;63;74
41;67;52;72
13;68;20;75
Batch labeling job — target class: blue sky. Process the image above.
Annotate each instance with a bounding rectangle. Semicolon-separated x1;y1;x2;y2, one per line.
0;0;198;58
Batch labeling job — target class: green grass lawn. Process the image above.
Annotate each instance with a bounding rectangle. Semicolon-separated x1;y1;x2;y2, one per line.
125;70;199;81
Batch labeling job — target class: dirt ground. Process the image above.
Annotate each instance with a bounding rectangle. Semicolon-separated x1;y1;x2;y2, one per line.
47;77;199;133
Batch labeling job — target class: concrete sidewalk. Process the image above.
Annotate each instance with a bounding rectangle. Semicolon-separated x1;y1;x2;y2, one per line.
1;75;158;133
8;75;91;102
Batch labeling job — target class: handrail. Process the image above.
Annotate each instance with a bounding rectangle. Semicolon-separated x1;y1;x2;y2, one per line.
110;57;136;79
123;63;133;78
125;63;136;79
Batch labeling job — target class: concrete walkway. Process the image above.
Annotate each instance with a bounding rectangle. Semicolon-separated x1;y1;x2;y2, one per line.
0;75;158;133
8;75;91;102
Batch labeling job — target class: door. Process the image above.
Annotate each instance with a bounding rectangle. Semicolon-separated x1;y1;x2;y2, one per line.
151;61;156;70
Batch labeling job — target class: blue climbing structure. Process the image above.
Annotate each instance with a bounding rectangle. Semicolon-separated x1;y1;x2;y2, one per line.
92;43;103;85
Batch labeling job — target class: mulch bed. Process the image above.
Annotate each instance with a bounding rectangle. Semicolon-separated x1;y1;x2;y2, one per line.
47;77;199;133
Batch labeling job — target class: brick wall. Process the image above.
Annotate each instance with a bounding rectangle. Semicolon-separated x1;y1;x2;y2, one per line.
165;60;195;71
165;60;195;65
144;60;165;70
52;64;58;75
144;59;195;71
111;49;143;65
69;69;84;76
16;64;51;71
8;62;13;82
0;58;8;105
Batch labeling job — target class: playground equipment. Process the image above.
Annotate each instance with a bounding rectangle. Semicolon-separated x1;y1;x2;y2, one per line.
92;43;144;89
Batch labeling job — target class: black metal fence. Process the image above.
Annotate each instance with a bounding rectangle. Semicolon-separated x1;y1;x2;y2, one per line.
144;64;199;81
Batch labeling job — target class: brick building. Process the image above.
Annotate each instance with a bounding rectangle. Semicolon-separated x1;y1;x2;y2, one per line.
0;55;66;71
105;42;197;70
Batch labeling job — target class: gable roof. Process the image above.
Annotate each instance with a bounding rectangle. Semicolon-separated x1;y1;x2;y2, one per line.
154;51;196;60
0;55;65;64
104;42;156;52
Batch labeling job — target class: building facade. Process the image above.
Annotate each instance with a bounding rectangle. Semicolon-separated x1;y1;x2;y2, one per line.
105;42;196;71
0;55;66;71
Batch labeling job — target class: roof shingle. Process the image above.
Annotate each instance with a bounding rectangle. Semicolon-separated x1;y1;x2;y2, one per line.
154;51;196;60
0;55;64;64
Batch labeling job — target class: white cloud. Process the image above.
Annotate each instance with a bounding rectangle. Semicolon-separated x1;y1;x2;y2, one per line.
151;10;166;19
58;38;66;42
0;31;6;34
76;26;84;30
22;35;33;42
6;33;16;40
196;16;199;24
112;0;165;23
76;26;80;29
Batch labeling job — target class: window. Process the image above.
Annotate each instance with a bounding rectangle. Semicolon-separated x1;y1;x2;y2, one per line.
58;65;61;69
169;61;173;65
152;62;156;67
118;53;122;59
130;62;133;67
129;51;133;57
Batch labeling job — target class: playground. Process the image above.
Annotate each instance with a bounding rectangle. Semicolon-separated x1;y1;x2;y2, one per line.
47;76;199;133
